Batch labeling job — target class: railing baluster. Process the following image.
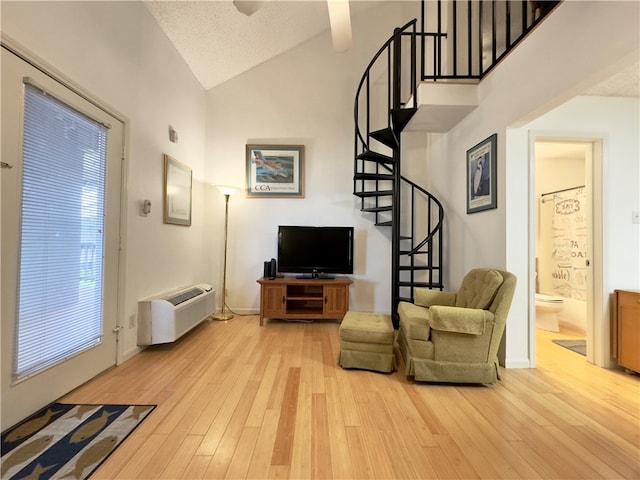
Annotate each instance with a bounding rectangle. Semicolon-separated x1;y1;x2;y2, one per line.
453;1;458;77
491;2;497;64
506;1;512;47
479;1;484;76
387;48;391;123
468;0;473;76
421;2;426;80
436;0;442;78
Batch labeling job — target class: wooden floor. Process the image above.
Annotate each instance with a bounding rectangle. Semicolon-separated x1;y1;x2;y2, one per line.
61;315;640;479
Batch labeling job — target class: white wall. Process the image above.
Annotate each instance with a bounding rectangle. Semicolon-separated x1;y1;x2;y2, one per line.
519;95;640;364
425;1;639;366
204;2;420;315
526;97;639;292
1;0;637;377
1;1;208;360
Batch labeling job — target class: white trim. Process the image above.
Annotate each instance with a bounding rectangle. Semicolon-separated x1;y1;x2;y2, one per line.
505;358;532;369
2;34;131;369
529;131;606;367
1;33;127;125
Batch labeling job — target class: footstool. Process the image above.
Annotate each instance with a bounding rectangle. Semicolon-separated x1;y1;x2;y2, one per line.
337;311;396;373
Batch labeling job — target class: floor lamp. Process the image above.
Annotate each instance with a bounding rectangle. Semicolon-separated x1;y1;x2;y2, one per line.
212;185;236;321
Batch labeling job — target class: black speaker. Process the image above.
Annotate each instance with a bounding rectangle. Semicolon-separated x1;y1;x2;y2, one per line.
269;258;276;278
263;258;276;279
263;261;271;278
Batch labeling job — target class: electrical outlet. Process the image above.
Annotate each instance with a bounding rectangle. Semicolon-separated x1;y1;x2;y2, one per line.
129;314;136;329
633;211;640;224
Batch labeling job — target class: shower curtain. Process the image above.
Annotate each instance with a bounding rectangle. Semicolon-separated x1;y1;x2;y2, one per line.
538;186;587;300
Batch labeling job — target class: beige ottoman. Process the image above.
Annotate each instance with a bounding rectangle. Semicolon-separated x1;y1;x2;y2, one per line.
338;312;396;373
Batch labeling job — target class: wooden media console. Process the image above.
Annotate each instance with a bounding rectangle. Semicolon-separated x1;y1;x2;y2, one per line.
257;276;352;326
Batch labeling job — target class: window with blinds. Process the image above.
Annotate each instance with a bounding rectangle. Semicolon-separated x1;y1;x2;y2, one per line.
14;83;108;381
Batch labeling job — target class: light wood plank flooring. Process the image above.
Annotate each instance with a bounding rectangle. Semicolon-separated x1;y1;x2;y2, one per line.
61;315;640;479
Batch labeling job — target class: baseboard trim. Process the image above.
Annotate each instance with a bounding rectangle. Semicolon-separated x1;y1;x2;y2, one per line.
505;357;532;368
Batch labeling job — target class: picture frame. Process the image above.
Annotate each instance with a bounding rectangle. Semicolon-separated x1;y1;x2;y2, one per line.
163;154;192;226
246;144;304;198
466;134;497;214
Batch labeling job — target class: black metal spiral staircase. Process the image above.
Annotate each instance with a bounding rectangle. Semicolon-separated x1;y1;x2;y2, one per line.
354;19;443;328
353;0;559;326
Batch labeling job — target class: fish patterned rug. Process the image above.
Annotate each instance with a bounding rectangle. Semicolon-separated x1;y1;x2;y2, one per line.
1;403;155;480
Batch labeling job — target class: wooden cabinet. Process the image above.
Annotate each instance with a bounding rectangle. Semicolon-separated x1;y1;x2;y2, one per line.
257;276;352;326
613;290;640;374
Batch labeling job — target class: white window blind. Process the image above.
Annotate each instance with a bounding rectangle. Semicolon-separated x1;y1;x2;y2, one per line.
14;83;108;380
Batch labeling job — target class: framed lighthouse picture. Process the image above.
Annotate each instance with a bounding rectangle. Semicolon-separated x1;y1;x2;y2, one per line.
245;144;304;198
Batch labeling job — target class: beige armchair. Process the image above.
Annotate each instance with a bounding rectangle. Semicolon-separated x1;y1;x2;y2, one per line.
396;268;516;384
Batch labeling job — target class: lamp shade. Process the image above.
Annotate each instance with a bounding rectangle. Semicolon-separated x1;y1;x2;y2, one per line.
215;185;238;196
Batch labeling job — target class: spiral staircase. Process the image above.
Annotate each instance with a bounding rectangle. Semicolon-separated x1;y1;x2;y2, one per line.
353;0;559;326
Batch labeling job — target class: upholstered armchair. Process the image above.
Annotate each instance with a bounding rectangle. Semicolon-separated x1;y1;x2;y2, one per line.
396;268;516;384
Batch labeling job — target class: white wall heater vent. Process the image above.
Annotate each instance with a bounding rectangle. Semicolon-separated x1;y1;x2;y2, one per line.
137;283;215;346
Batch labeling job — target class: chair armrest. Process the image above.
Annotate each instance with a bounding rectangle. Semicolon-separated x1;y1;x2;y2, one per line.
429;306;493;335
415;288;456;307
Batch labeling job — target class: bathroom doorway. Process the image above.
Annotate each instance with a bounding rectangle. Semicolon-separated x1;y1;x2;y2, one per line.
533;138;600;365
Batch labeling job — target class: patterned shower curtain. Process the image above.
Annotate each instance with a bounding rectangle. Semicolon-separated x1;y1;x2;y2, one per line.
538;186;588;300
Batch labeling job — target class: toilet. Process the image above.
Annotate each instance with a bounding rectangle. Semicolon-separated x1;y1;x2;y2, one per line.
535;293;564;332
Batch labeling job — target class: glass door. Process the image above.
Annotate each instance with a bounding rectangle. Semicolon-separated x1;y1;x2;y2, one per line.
1;47;124;428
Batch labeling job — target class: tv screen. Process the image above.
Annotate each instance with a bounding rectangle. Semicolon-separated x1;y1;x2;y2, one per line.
278;226;354;278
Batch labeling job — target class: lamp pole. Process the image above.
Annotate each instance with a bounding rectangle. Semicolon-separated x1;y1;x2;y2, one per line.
213;188;235;320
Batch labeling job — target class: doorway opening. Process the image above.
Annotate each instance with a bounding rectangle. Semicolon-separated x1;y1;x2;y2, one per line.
532;137;601;366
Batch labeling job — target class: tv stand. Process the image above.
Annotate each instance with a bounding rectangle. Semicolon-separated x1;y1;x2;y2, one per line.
295;273;334;280
257;276;352;326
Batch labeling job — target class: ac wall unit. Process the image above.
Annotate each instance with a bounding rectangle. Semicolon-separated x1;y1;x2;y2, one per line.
137;283;215;346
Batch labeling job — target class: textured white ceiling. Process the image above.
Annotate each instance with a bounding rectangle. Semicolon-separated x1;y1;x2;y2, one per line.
145;1;639;96
582;61;640;98
144;0;376;90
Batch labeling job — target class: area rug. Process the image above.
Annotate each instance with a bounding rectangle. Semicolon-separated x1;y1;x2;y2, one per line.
552;339;586;356
1;403;155;480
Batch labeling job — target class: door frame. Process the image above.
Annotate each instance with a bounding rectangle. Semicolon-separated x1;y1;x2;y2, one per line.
1;37;129;426
528;132;606;367
2;36;130;366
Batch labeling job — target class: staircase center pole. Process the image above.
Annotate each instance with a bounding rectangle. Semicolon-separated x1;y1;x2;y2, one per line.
391;28;402;327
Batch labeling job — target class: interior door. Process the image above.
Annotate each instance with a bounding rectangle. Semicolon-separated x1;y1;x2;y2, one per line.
1;47;124;428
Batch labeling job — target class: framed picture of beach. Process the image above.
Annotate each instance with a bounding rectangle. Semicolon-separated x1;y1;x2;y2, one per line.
466;134;497;214
245;144;305;198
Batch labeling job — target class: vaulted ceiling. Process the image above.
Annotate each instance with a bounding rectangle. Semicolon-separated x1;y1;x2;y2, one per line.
143;0;379;90
144;1;639;96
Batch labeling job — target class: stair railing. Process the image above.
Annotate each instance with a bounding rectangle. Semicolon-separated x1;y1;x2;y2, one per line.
421;0;561;81
353;0;560;320
353;18;446;320
353;19;417;169
397;174;444;303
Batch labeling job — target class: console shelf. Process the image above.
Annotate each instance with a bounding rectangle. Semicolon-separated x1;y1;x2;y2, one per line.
257;276;352;326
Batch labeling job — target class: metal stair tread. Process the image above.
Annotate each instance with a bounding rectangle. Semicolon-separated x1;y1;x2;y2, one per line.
361;206;393;213
391;107;417;132
354;172;394;181
398;265;440;270
398;281;444;288
353;190;394;198
370;127;398;149
356;150;395;164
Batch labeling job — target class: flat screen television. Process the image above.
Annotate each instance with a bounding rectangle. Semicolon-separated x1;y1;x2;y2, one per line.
278;225;354;278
